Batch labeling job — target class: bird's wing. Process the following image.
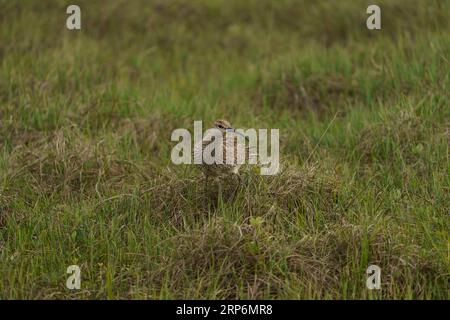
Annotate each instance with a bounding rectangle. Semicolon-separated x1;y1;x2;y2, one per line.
223;132;255;165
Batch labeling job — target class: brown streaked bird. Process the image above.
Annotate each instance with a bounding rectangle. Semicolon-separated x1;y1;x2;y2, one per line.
194;119;249;185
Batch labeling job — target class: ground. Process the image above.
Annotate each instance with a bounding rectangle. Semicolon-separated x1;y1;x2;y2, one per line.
0;0;448;299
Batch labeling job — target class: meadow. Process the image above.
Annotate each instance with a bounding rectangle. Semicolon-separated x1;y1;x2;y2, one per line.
0;0;448;299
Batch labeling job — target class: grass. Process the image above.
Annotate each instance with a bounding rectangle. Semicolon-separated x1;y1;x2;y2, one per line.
0;0;449;299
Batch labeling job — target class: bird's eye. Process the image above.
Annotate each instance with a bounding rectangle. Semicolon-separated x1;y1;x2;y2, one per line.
218;125;223;129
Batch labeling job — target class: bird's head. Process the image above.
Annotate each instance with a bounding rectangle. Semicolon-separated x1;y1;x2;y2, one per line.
213;119;233;133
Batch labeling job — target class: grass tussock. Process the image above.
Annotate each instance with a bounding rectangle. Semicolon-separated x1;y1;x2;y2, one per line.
6;130;137;196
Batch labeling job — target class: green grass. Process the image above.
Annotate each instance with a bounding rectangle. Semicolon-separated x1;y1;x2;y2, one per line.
0;0;449;299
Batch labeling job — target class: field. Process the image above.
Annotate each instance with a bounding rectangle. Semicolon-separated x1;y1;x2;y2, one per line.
0;0;448;299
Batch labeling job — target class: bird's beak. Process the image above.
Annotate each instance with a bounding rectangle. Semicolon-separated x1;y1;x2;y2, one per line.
227;128;245;138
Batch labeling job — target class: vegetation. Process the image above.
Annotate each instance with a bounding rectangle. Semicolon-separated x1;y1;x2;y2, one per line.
0;0;448;299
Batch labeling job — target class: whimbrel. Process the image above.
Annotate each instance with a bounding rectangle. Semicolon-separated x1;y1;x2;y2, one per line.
193;119;248;196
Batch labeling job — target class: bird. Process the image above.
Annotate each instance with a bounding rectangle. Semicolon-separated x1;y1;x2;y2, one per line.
193;119;249;197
